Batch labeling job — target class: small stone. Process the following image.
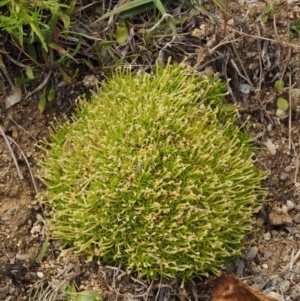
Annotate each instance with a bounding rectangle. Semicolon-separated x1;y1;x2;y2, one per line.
269;210;293;226
265;250;273;259
279;173;289;182
293;214;300;224
16;254;30;261
272;277;283;286
281;205;288;213
265;139;277;155
258;245;266;255
263;232;271;240
267;292;284;301
267;123;273;132
262;263;269;269
286;200;295;210
224;261;235;273
271;230;279;238
280;280;290;293
37;272;44;278
256;217;265;228
245;246;258;261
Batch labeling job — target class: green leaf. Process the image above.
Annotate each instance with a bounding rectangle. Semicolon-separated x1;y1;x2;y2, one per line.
291;19;300;34
76;291;102;301
45;12;59;45
261;0;275;23
37;238;49;262
119;0;170;18
92;0;174;36
47;85;55;101
63;282;76;301
38;87;47;113
26;43;37;61
116;21;129;44
97;41;116;47
15;77;31;85
93;0;154;22
25;65;35;80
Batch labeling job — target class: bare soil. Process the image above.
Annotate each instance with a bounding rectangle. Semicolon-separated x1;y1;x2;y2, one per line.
1;0;300;300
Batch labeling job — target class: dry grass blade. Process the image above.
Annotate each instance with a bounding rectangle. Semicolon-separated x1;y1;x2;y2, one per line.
230;27;300;49
0;126;23;180
24;69;52;100
5;135;38;194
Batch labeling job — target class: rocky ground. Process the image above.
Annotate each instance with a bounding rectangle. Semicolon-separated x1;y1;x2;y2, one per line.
1;0;300;300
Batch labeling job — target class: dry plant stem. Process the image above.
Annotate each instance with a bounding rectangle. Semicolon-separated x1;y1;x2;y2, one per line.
8;117;37;142
231;45;253;86
255;25;270;124
273;14;279;39
5;135;38;194
290;278;300;293
0;126;23;179
288;73;292;151
294;156;299;184
230;27;300;49
282;249;300;272
0;47;27;68
24;69;52;100
230;59;252;85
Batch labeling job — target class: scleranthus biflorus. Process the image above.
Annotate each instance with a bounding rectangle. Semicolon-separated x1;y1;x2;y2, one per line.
39;63;266;281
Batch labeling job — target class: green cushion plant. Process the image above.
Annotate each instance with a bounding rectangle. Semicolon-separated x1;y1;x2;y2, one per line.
38;63;266;281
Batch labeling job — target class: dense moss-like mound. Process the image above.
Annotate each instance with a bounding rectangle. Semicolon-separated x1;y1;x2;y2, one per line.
39;64;266;281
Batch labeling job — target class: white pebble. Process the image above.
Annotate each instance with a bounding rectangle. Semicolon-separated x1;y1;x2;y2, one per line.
267;123;273;132
281;205;288;213
286;200;295;210
245;246;258;261
263;232;271;240
37;272;44;278
265;139;277;155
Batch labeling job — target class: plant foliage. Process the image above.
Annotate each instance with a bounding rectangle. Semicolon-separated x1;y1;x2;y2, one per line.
0;0;72;51
39;63;266;281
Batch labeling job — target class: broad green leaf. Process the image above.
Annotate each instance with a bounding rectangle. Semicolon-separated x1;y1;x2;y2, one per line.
26;43;37;61
15;77;31;85
291;19;300;34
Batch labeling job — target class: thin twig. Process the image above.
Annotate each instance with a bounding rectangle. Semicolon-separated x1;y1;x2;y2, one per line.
230;27;300;49
282;249;300;272
0;126;23;179
24;69;52;100
288;73;292;152
5;135;38;194
8;117;38;142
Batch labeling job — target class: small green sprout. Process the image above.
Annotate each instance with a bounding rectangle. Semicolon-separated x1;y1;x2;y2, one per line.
276;97;289;120
274;79;284;93
277;97;289;111
39;63;266;281
261;0;275;23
